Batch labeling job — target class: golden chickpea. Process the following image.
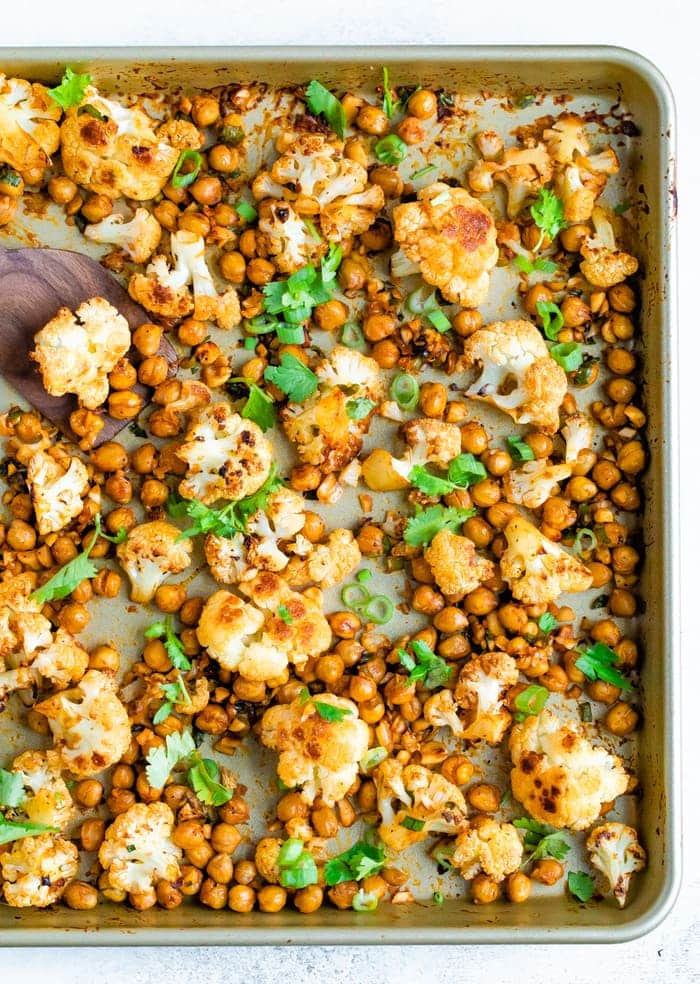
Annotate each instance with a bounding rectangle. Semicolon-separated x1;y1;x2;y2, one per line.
357;105;389;135
133;323;163;358
363;312;396;342
311;805;339;839
258;885;287;913
525;283;553;318
180;866;204;897
349;675;377;703
140;478;170;509
531;859;564;885
109;358;138;390
483;450;512;477
138;355;169;388
220;796;249;826
606;377;636;403
195;704;229;734
214;252;246;287
369;165;404;198
64;881;98;910
506;871;532;903
48;175;78;204
232;860;256;886
561;295;590;328
617;440;646;475
328;880;358;909
81;193;112;223
396;116;425;144
294;883;324;914
467;783;500;813
356;524;384;556
209;144;240;174
247;257;276;286
460;421;488;455
370;339;400;369
92;441;128;473
228;884;256;912
153;199;179;231
419;382;447;418
315;652;345;685
433;606;468;634
207;853;234;885
608;283;636;313
464;516;493;548
567;475;597;502
178;211;210;237
80;818;106;852
525;432;553;460
173;820;206;851
180;597;204;627
106;788;136;815
592;460;621;490
58;602;90;635
465;587;499;616
314;298;348;331
408;89;438;119
611;483;641;512
606;348;636;375
358;695;385;725
360;219;393;252
559;223;589;252
75;778;103;808
152;583;185;614
412;585;445;615
609;312;635;340
112;763;135;790
472;874;500;904
338;256;367;291
156;880;183;909
6;519;36;552
290;464;322;492
609;587;637;617
106;506;135;536
327;610;362;639
604;702;639;736
191;95;220;127
440;754;474;787
200;878;228;909
471;479;501;508
108;390;144;420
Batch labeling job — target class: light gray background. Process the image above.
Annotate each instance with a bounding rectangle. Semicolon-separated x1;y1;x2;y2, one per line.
1;2;698;980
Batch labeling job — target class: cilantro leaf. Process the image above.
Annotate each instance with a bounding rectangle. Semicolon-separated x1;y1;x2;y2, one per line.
398;640;452;690
568;870;596;902
235;464;284;524
48;67;92;109
530;188;567;249
264;353;319;403
324;839;386;885
403;504;475;547
0;769;25;809
574;642;632;691
513;818;570;862
535;300;565;341
305;80;346;138
515;254;559;275
381;66;398;119
0;816;59;845
228;379;276;432
31;514;106;604
346;398;375;421
144;616;190;672
408;466;456;497
152;701;173;725
168;466;283;540
187;758;232;807
145;730;197;789
313;701;352;722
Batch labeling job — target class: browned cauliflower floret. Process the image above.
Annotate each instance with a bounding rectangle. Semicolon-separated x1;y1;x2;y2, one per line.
26;451;89;535
30;627;90;691
98;802;182;894
34;669;131;777
503;459;573;509
60;88;197;200
499;514;593;605
116;520;192;604
177;403;272;505
0;572;53;664
461;320;567;433
469;145;552;219
30;297;131;410
509;709;629;830
149;378;212;435
284;528;362;589
0;75;61;182
84;207;162;263
0;833;78;908
586;822;646;907
11;749;76;829
579;206;639;288
453;819;523;882
424;529;496;600
375;760;468;852
197;573;331;680
281;347;382;473
260;693;370;806
392;182;498;307
256;199;325;273
453;651;520;744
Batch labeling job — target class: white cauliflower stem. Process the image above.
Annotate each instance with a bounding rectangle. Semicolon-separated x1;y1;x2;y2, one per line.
11;748;76;829
499;514;593;604
26;451;89;535
84;207;162;263
1;834;78;907
586;822;646;907
99;802;182;893
116;520;192;604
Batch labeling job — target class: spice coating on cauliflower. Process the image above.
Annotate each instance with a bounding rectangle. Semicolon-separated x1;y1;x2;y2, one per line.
177;403;273;505
375;760;468;852
284;528;362;589
579;206;639;288
503;459;573;510
453;819;524;882
586;822;646;907
0;572;53;663
1;833;78;908
0;75;61;180
26;451;89;535
509;709;629;830
116;520;192;604
256;199;324;273
30;297;131;410
84;207;162;263
392;183;498;307
499;514;593;605
11;748;76;829
35;669;131;777
98;802;182;894
280;347;382;473
424;529;496;600
30;627;90;690
261;693;370;806
454;651;520;744
461;320;567;433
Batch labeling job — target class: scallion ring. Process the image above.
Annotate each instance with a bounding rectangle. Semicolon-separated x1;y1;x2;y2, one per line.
360;746;389;772
406;286;438;315
427;309;452;333
550;341;584;372
276;324;305;345
277;838;304;867
390;372;419;410
341;322;365;349
573;528;598;556
361;594;394;625
374;134;407;165
171;149;203;189
340;583;371;611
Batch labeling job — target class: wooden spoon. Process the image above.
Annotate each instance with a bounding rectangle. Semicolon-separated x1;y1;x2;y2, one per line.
0;246;178;446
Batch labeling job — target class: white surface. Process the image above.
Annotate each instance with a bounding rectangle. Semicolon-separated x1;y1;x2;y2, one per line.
1;2;698;981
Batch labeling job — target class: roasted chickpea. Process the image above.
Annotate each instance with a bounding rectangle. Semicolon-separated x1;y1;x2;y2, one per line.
209;144;239;173
200;878;228;909
258;885;287;913
412;585;445;615
228;884;256;912
363;312;395;342
525;283;553;318
80;818;106;852
369;165;403;198
609;587;637;617
314;298;348;331
419;382;447;418
361;219;393;251
531;859;564;885
64;881;99;910
465;516;493;548
191;95;220;126
82;193;112;223
328;880;358;909
472;874;500;904
48;175;78;204
109;358;138;390
408;89;438;119
356;524;384;556
6;519;36;551
433;606;468;634
467;783;500;813
106;788;136;815
483;450;512;477
156;880;183;909
108;390;144;420
75;778;103;808
470;479;501;508
604;702;639;736
561;295;590;328
357;105;389;135
58;602;90;635
371;338;400;369
140;478;170;509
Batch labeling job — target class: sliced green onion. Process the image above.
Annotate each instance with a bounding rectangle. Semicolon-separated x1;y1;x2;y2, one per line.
375;134;407;165
279;854;318;889
401;816;426;831
579;701;593;723
390;372;419;410
447;453;487;488
507;435;535;463
245;314;279;335
243;337;257;350
573;527;598;556
514;685;549;721
406;286;438;315
411;164;438;180
276;324;305;345
341;583;371;611
536;300;564;341
427;309;452;333
538;612;558;634
341;322;365;349
550;342;584;372
352;889;379;912
235;200;257;223
171;149;203;189
356;569;372;584
433;891;445;905
302;217;322;243
362;595;394;625
360;746;389;772
278;838;304;867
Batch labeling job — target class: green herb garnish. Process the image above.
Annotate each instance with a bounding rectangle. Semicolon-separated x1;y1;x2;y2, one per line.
381;67;399;119
48;67;92;109
535;300;565;341
513;818;570;863
550;342;584;372
278;837;318;888
0;817;59;845
305;80;346;138
324;839;386;885
538;612;558;634
506;436;535;463
277;605;293;625
515;255;559;275
227;377;276;432
188;757;232;807
401;816;425;831
513;685;549;722
144;615;191;672
530;188;567;250
567;870;596;902
145;729;232;806
31;515;117;605
313;701;352;722
234;200;257;223
375;134;407;165
411;164;438;181
264;353;319;403
0;769;25;809
403;504;475;547
397;640;452;690
171;149;203;189
574;642;632;691
346;398;375;421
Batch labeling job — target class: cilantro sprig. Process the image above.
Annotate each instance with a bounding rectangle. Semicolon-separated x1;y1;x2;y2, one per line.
0;816;59;845
145;730;232;806
381;67;399;119
530;188;567;250
264;353;319;404
403;504;475;547
574;642;632;691
262;246;342;326
144;615;190;672
227;377;276;432
168;466;284;539
305;80;346;138
567;870;596;902
408;453;486;497
48;66;92;109
515;254;559;275
153;674;192;725
314;701;352;722
346;398;375;421
0;769;25;809
324;839;386;885
397;640;452;690
513;818;570;863
31;515;126;605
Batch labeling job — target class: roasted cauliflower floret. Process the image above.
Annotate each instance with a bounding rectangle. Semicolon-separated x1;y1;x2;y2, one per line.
503;458;573;509
0;572;53;663
116;520;192;604
579;206;639;288
389;418;463;484
0;834;78;908
509;709;630;830
26;451;89;535
30;627;89;690
453;819;523;882
562;412;595;465
586;822;646;907
423;689;465;737
30;297;131;410
281;347;382;473
461;319;567;433
60;88;190;200
471;145;552;219
11;749;76;829
35;669;131;777
98;802;182;894
177;403;273;505
284;528;362;589
392;182;498;307
454;651;520;744
375;760;468;852
84;207;162;263
543;113;590;165
499;514;593;605
260;693;370;806
256;199;323;273
0;75;61;181
203;532;249;585
424;529;496;600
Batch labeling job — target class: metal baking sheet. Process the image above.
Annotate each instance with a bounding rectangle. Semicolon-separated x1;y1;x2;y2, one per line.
0;45;679;945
